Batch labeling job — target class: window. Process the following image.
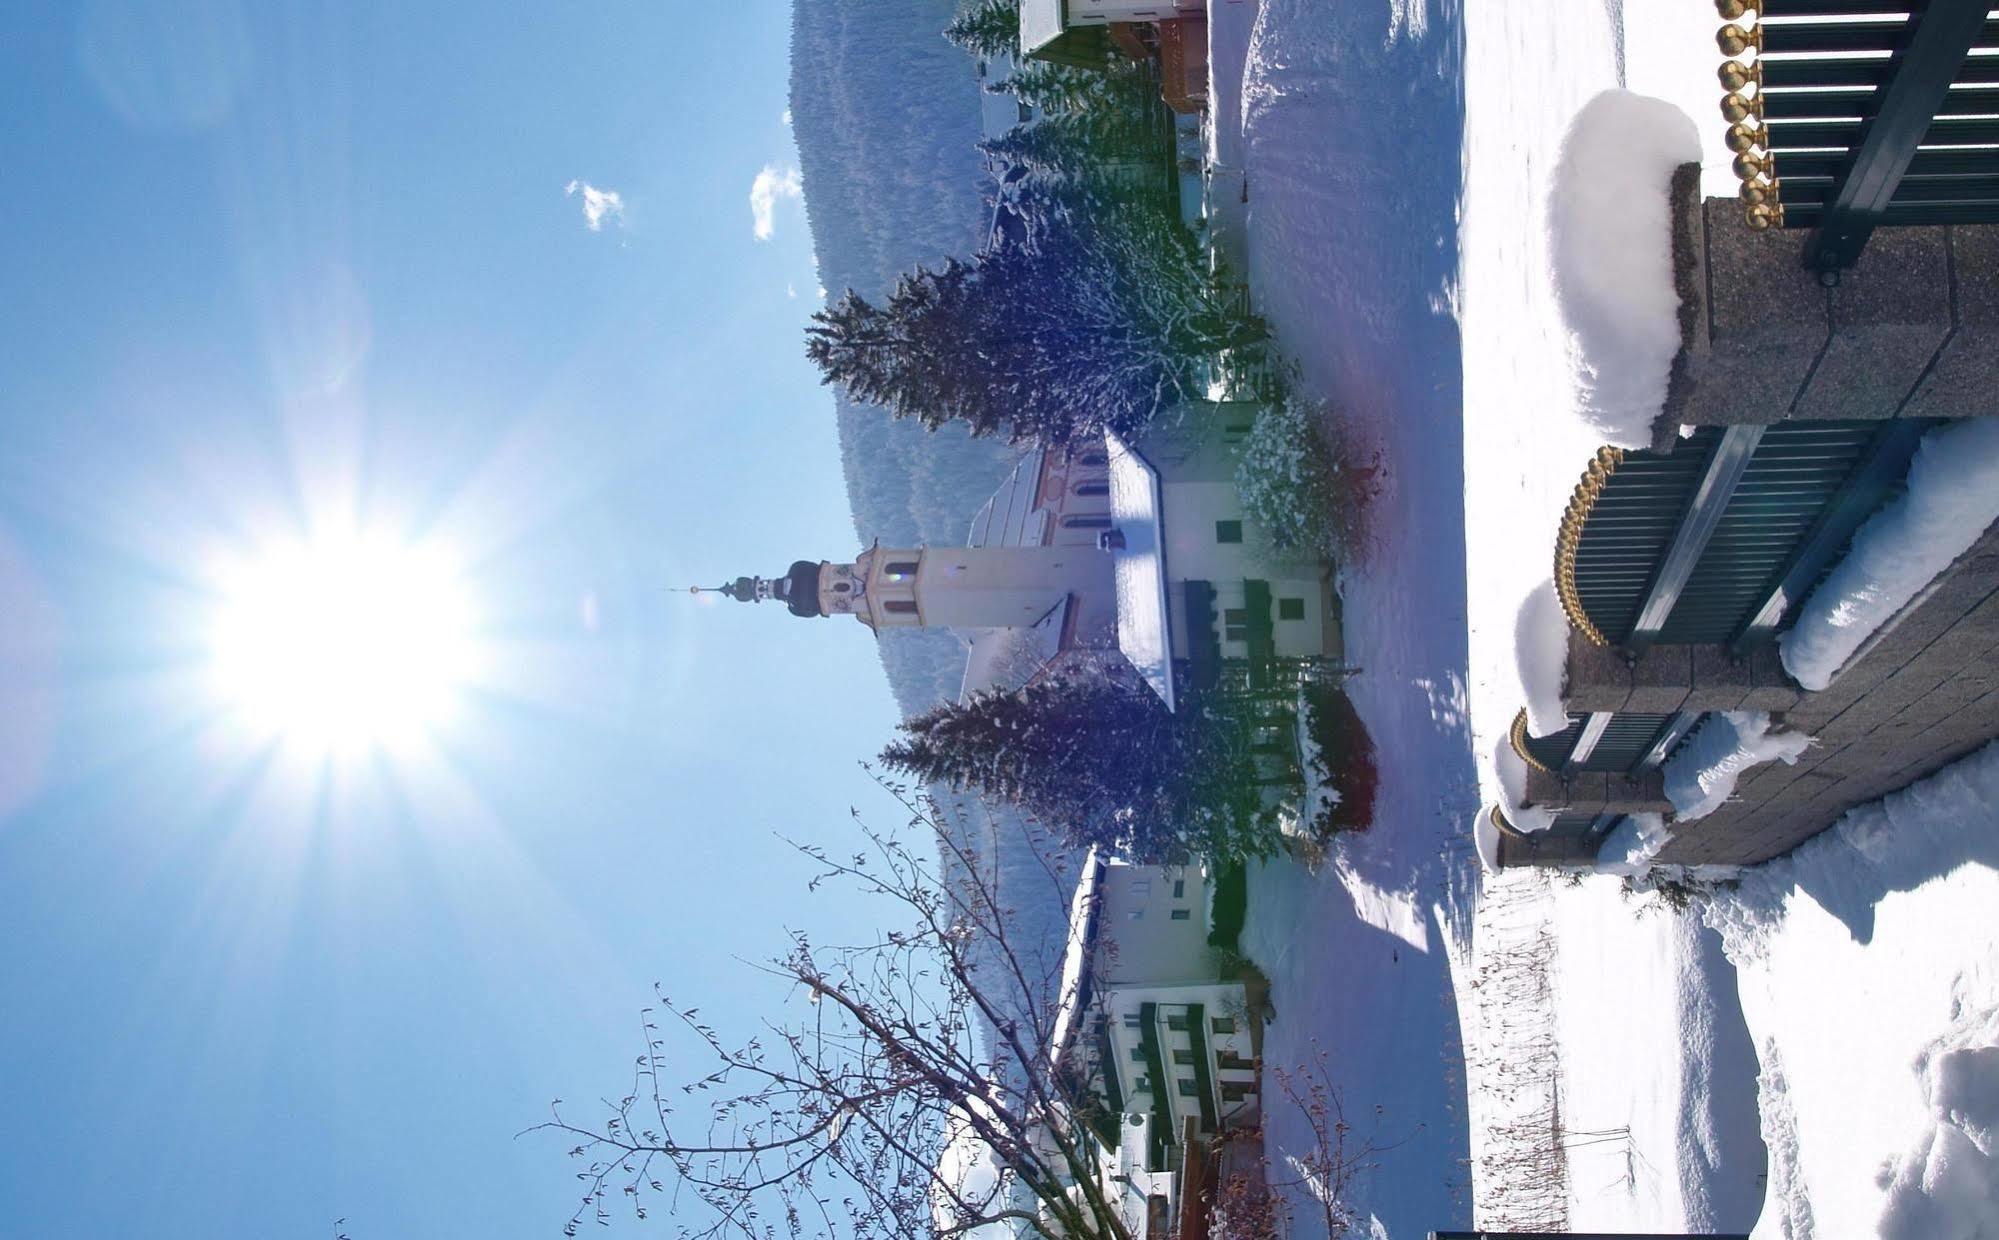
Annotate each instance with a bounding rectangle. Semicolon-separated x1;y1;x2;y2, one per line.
1170;909;1191;921
1171;879;1185;898
1130;880;1150;896
1215;520;1243;544
1078;451;1107;467
1132;1047;1148;1062
1133;1075;1151;1093
1224;608;1248;644
1222;1081;1253;1103
832;581;851;594
883;600;918;616
1279;597;1306;621
1074;481;1109;497
1062;514;1112;529
883;560;919;581
1218;1051;1253;1071
1172;1050;1195;1066
1177;1079;1199;1098
1211;1017;1236;1035
1166;1014;1188;1033
1124;1014;1142;1030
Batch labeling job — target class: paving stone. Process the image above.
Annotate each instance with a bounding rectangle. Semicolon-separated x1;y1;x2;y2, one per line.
1904;225;1999;420
1798;227;1954;420
1565;632;1632;713
1628;644;1694;713
1687;644;1752;711
1674;201;1830;426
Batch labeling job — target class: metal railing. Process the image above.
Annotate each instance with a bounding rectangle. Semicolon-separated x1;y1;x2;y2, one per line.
1558;420;1937;653
1717;0;1999;274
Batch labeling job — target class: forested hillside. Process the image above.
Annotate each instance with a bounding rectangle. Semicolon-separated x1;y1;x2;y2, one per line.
788;0;1017;717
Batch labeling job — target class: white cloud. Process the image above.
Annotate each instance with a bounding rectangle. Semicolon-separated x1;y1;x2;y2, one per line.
749;165;802;241
781;107;792;126
564;179;626;232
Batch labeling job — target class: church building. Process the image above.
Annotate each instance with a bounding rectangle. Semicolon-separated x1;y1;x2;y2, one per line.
699;410;1341;715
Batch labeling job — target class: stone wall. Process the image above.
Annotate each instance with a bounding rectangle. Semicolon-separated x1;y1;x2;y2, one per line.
1654;518;1999;865
1658;189;1999;449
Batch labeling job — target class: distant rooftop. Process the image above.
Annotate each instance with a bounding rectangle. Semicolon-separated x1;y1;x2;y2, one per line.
1106;431;1175;712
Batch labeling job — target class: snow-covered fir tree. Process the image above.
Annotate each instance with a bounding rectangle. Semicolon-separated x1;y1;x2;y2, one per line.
943;0;1020;59
879;671;1281;864
805;192;1264;444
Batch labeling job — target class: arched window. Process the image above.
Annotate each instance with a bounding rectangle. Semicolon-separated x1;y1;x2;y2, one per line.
884;560;919;582
1074;481;1109;498
1078;451;1107;467
1061;515;1112;529
883;599;918;615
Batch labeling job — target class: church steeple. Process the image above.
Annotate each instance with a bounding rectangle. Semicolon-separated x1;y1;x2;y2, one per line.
691;561;825;618
697;541;1113;635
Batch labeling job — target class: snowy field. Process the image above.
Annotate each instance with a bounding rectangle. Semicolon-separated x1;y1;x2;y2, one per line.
1226;0;1999;1236
1226;0;1482;1233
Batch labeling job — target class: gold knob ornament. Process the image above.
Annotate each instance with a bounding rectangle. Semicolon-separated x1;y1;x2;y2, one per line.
1745;202;1784;231
1717;23;1761;56
1720;92;1761;123
1715;0;1753;17
1725;121;1769;153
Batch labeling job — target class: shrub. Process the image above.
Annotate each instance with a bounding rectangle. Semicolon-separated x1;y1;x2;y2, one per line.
1234;395;1378;561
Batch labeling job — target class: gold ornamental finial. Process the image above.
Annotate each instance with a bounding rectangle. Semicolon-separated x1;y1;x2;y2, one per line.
1725;121;1769;153
1720;92;1760;124
1732;150;1768;181
1715;0;1753;20
1718;60;1757;92
1716;23;1761;57
1746;202;1783;231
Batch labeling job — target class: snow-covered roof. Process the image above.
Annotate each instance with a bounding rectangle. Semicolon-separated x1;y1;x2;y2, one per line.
958;599;1070;700
1106;431;1176;712
1047;848;1106;1070
1019;0;1066;56
968;447;1049;549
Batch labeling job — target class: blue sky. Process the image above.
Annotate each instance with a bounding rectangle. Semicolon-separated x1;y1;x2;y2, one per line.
0;3;922;1235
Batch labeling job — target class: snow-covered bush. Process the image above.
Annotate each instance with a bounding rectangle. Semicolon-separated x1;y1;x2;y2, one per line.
1234;395;1376;560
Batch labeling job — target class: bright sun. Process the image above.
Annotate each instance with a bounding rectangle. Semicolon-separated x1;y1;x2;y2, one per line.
208;532;480;754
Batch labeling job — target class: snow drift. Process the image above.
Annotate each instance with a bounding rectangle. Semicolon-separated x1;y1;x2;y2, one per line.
1591;811;1670;876
1515;580;1571;738
1664;710;1813;823
1704;739;1999;1239
1548;90;1702;450
1780;417;1999;692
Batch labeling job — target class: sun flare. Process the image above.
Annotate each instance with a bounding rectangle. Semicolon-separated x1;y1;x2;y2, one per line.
208;532;480;754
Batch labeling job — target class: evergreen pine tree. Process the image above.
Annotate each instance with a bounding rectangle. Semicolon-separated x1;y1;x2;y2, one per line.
943;0;1021;60
880;673;1275;863
805;196;1263;444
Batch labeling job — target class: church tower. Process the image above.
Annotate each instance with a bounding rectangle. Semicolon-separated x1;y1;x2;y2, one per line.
697;542;1114;633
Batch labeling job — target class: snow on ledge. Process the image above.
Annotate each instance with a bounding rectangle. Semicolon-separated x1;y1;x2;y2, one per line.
1664;710;1813;823
1515;580;1571;738
1780;417;1999;692
1591;811;1669;876
1548;90;1701;450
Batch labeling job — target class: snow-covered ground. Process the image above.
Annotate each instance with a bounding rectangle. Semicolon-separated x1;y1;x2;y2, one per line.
1225;0;1999;1236
1707;742;1999;1240
1224;0;1483;1233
